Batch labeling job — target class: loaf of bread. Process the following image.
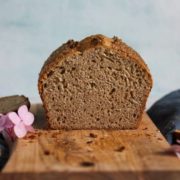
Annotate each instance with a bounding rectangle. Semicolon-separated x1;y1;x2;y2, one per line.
38;34;152;130
0;95;30;114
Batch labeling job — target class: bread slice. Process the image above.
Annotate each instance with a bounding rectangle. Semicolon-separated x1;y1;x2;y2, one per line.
38;34;153;130
0;95;30;114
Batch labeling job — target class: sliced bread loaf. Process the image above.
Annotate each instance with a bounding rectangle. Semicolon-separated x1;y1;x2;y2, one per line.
38;34;153;130
0;95;30;114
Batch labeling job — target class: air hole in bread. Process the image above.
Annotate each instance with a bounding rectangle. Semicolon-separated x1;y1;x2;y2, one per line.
133;113;136;118
89;75;93;79
96;118;100;121
62;80;68;88
109;88;116;95
90;82;97;88
47;71;54;77
59;67;65;74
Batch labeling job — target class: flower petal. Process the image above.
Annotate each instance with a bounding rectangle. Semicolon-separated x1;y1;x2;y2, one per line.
25;125;35;132
8;112;21;125
18;105;34;126
0;127;4;132
0;115;6;127
18;105;28;117
14;122;27;138
171;145;180;153
5;119;14;128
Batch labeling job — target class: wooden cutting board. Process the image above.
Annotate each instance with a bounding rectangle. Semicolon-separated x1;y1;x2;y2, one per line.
1;104;180;180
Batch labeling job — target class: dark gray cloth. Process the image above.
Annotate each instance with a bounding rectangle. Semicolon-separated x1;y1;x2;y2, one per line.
0;134;9;170
147;89;180;144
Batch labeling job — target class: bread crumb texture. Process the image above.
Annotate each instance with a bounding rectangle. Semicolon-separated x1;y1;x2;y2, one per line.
38;34;153;130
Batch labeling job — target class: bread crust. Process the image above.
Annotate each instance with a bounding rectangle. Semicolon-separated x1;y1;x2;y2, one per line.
38;34;153;128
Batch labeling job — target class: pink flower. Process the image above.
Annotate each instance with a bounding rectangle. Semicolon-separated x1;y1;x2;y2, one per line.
0;114;14;132
171;145;180;153
8;105;35;138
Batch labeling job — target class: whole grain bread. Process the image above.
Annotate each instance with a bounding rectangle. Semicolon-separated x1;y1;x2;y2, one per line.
0;95;30;114
38;34;153;130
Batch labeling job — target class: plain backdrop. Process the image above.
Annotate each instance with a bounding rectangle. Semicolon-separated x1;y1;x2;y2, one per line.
0;0;180;108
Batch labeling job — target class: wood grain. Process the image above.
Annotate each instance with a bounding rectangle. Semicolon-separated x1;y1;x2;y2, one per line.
1;104;180;180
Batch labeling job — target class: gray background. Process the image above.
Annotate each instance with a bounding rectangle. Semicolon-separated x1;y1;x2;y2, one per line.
0;0;180;108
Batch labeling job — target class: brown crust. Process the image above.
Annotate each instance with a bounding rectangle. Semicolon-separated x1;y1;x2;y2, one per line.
0;95;30;114
38;34;153;128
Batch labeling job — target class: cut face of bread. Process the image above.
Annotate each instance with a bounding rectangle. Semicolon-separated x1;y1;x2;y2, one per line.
38;34;152;129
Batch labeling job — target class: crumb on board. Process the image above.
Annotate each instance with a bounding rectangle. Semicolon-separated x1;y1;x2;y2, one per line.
28;134;36;139
80;161;95;167
86;140;93;144
37;132;43;136
89;133;97;138
114;146;125;152
44;150;50;155
145;133;151;137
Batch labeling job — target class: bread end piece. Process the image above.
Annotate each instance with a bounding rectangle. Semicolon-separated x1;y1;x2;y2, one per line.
0;95;30;114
